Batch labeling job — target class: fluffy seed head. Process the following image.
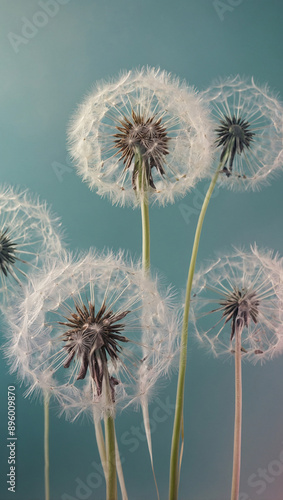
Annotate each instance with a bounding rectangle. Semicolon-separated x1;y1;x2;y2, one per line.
4;250;179;420
0;185;63;298
201;75;283;190
68;67;213;207
191;246;283;363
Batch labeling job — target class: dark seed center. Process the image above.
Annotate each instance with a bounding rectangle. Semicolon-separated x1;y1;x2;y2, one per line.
216;115;255;175
113;110;170;190
229;124;245;140
0;229;17;276
219;287;260;342
60;300;131;400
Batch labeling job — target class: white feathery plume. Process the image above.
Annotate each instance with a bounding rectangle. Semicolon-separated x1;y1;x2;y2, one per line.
190;245;283;500
0;185;63;299
191;245;283;362
201;75;283;190
4;249;179;420
68;67;213;207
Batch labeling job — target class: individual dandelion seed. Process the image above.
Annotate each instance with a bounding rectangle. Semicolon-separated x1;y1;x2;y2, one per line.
4;249;178;418
191;246;283;500
191;246;283;361
0;185;63;298
201;75;283;189
68;67;213;207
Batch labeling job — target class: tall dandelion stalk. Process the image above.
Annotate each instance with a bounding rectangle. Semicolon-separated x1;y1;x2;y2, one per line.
169;159;223;499
169;75;283;499
44;392;50;500
231;315;243;500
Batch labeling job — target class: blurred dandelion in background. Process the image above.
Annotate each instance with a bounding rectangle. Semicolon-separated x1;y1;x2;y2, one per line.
201;75;283;190
191;245;283;500
0;185;64;500
0;185;63;299
68;67;213;207
191;245;283;361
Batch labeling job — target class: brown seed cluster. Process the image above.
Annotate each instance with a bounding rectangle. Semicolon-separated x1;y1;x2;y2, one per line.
216;287;260;341
60;300;130;399
215;115;255;176
113;110;170;189
0;229;17;277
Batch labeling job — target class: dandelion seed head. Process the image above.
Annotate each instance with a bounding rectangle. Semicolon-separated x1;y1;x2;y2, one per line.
191;245;283;363
0;185;63;299
201;75;283;190
5;250;179;419
68;67;213;207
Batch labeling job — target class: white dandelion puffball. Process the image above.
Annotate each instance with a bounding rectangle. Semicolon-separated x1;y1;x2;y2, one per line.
0;185;63;296
68;67;213;207
201;75;283;190
5;250;178;420
191;246;283;363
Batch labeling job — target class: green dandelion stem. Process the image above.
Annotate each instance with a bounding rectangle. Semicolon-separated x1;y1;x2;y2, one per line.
94;402;128;499
94;416;107;478
141;196;150;274
103;364;117;500
231;317;243;500
104;412;117;500
115;431;128;500
136;148;161;500
169;158;226;500
135;148;150;274
44;391;50;500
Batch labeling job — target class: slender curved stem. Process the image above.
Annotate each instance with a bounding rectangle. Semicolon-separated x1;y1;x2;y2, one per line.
115;431;128;500
169;162;224;500
231;317;243;500
93;404;128;499
44;392;50;500
94;417;107;479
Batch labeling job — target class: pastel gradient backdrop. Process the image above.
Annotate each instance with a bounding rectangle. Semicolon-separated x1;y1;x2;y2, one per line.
0;1;283;499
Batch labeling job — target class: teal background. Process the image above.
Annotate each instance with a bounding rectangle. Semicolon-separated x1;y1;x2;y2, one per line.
0;1;283;499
